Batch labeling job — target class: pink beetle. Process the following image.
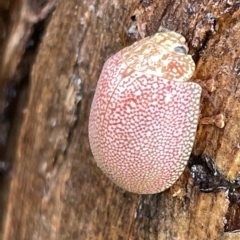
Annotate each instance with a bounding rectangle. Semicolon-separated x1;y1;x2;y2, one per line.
89;32;202;194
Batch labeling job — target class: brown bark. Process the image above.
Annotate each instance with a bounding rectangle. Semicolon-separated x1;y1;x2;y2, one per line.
1;0;240;239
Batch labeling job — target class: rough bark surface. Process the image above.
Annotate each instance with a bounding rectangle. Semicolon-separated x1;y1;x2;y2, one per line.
1;0;240;239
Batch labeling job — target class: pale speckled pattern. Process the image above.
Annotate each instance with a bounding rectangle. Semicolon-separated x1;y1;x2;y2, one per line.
89;32;202;194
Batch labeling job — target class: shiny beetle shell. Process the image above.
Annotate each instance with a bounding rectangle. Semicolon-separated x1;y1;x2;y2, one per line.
89;31;202;194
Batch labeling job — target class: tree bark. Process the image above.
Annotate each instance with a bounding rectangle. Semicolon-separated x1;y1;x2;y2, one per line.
1;0;240;239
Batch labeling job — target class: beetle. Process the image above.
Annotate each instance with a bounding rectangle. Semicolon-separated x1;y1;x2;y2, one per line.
89;31;202;194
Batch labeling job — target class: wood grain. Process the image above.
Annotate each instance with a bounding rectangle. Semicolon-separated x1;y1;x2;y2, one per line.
1;0;240;239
